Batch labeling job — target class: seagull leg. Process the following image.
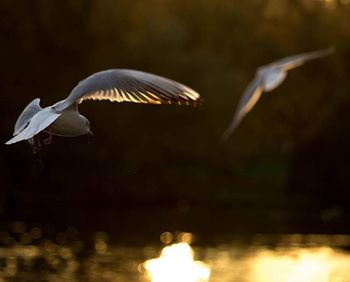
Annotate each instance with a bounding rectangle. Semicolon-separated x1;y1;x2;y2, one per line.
30;135;41;154
43;127;53;145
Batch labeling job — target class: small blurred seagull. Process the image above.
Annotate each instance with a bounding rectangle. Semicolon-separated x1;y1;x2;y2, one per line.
222;47;334;140
6;69;200;153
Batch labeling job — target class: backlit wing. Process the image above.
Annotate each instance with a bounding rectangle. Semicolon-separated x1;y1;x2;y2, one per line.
55;69;201;112
222;76;263;140
269;47;334;71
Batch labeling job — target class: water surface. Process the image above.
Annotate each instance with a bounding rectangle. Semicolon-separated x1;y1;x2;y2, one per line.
1;228;349;282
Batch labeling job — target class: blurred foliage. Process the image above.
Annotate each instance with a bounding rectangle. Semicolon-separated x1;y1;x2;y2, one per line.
1;0;350;234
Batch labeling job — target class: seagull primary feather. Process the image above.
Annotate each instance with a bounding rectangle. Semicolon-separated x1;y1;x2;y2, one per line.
6;69;201;152
222;47;334;140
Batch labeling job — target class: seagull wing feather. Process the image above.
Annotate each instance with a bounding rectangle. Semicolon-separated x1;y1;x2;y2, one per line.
222;76;263;140
269;47;334;71
55;69;201;112
6;108;61;144
13;98;42;136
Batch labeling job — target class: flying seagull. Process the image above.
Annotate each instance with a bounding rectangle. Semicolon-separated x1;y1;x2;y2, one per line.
6;69;201;152
222;47;334;140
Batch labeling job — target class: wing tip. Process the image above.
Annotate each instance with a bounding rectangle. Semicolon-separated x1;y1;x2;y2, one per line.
325;46;336;54
221;125;236;141
5;138;17;145
314;46;335;59
5;132;27;145
180;96;203;107
182;89;202;106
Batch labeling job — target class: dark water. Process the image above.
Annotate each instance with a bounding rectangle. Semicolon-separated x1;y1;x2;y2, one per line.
1;224;350;282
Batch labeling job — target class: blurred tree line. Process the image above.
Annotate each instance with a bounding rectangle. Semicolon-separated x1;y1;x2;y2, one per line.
1;0;350;235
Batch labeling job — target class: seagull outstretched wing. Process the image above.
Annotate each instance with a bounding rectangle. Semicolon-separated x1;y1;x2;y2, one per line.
268;47;334;72
222;77;263;140
54;69;201;112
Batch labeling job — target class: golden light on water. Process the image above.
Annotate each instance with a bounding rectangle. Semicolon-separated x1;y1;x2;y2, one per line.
316;0;350;4
143;242;211;282
142;235;350;282
250;247;350;282
1;227;350;281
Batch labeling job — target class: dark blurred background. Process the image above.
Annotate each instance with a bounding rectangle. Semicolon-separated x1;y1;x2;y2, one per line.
1;0;350;242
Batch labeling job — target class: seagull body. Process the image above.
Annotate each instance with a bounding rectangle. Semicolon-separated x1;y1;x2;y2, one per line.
6;69;200;150
222;47;334;140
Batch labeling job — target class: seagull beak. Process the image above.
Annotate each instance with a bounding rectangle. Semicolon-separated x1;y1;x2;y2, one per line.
88;129;94;136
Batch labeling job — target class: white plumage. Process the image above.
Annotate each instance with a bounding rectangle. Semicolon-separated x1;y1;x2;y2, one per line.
6;69;201;150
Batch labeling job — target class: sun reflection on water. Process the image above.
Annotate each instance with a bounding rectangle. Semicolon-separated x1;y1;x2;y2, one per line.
0;224;350;282
143;232;210;282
